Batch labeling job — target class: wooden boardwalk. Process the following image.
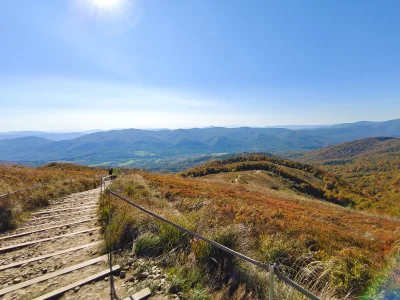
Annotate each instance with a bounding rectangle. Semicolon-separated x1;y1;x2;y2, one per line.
0;188;120;299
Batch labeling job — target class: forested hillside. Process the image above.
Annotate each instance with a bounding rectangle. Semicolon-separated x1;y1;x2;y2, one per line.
292;137;400;216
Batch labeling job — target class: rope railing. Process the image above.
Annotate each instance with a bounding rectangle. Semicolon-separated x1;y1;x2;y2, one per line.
100;176;321;300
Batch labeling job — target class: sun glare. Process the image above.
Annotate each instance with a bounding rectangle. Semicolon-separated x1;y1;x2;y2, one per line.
90;0;121;9
75;0;141;33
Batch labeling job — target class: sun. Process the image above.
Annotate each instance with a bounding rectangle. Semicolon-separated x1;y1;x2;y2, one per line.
90;0;122;9
74;0;141;34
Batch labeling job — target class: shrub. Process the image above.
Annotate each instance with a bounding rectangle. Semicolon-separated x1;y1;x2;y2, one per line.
193;229;240;276
134;233;162;256
191;285;210;300
331;248;373;297
158;221;190;252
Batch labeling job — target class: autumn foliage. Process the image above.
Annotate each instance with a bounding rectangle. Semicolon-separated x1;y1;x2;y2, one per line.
0;163;106;231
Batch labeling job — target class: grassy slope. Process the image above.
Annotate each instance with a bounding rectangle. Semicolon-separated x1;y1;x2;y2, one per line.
105;166;400;299
0;163;106;231
291;137;400;216
180;155;372;208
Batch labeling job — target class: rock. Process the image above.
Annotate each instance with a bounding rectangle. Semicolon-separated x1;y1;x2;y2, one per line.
41;268;48;274
161;278;166;285
13;278;22;284
137;272;149;280
153;274;160;280
120;270;126;279
155;280;162;291
38;260;43;264
74;286;81;292
127;258;135;266
89;232;93;236
104;276;109;282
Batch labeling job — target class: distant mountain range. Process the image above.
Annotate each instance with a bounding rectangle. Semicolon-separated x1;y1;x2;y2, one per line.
0;118;399;168
0;130;101;141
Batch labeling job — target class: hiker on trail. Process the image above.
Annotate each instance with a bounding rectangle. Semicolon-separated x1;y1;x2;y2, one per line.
109;168;113;178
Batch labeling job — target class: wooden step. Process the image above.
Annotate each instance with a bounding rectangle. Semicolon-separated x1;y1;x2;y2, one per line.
32;265;120;300
124;287;152;300
0;255;108;296
0;227;100;253
17;215;96;231
0;218;96;240
31;205;97;215
28;209;96;221
0;241;101;271
38;202;97;212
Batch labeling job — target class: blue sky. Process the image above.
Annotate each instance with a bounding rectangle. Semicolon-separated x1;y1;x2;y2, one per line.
0;0;399;131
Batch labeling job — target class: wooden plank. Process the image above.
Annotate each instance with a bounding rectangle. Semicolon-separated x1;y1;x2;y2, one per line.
28;208;96;221
0;227;100;253
0;255;108;296
38;202;97;212
32;265;120;300
0;218;96;241
31;205;97;215
17;215;96;231
51;199;98;206
124;288;152;300
0;241;101;271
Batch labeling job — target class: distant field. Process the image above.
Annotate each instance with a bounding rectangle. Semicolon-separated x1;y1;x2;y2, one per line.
89;161;113;167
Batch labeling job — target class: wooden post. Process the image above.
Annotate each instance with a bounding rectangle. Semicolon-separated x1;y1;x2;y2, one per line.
107;189;113;299
269;264;275;300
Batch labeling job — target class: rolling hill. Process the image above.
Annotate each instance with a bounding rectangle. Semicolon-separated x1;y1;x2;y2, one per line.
105;163;400;299
0;118;399;168
180;154;370;207
291;137;400;216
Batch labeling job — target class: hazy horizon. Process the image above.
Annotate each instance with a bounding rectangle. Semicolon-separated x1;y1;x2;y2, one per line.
1;117;399;133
